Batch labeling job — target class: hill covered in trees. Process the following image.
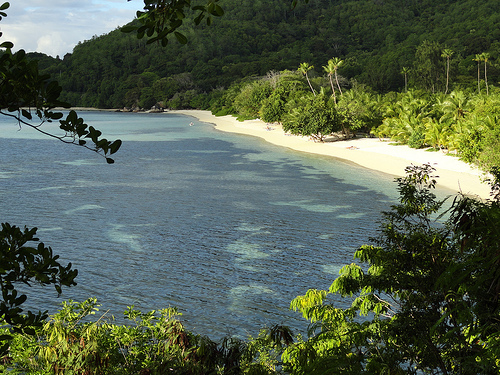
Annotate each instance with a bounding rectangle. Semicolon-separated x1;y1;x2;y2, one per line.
33;0;500;110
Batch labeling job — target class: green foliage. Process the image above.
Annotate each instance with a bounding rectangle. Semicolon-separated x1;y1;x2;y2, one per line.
122;0;224;47
282;92;338;141
260;92;285;124
233;79;272;119
413;40;445;93
373;90;432;146
0;223;77;355
371;89;500;169
336;85;384;135
283;164;500;374
0;2;122;163
1;298;287;374
259;71;310;123
29;0;500;110
0;1;118;355
2;1;500;372
297;62;316;96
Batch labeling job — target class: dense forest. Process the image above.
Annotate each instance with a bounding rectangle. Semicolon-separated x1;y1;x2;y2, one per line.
33;0;500;109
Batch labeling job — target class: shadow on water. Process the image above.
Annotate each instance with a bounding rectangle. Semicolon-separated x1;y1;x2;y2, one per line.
0;112;449;339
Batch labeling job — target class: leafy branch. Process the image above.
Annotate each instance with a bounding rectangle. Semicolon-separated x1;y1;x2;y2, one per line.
0;1;122;163
0;109;122;163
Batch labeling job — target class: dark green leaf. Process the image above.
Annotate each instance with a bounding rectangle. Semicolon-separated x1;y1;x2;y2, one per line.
21;109;32;120
109;139;122;155
0;41;13;49
214;5;224;16
174;32;187;44
120;25;137;33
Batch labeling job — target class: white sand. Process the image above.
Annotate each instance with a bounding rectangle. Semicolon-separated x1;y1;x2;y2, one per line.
172;110;492;199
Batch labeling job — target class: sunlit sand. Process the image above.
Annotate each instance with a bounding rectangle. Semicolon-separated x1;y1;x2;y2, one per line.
172;110;492;199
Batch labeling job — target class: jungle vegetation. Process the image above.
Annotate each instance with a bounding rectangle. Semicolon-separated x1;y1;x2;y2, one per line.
32;0;500;109
1;0;500;373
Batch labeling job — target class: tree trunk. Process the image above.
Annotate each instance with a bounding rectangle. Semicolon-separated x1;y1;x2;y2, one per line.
334;70;343;96
305;72;316;96
477;62;481;94
329;75;337;104
485;60;489;95
445;57;450;94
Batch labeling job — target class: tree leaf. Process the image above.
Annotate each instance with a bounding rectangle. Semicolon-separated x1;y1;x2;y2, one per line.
174;32;187;44
109;139;122;155
0;41;13;49
120;25;137;33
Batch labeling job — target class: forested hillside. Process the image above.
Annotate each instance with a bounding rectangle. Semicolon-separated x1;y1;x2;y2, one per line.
33;0;500;109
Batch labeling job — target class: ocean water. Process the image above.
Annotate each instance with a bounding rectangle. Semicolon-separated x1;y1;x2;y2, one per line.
0;111;423;339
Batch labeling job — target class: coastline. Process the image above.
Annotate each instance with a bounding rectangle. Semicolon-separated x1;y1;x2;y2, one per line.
171;110;492;199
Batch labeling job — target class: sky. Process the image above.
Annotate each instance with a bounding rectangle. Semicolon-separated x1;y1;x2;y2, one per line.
0;1;140;57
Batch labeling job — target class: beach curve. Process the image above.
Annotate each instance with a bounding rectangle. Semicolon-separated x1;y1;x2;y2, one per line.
171;110;492;199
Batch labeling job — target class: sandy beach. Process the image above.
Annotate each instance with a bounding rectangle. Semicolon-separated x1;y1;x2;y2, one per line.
172;110;492;199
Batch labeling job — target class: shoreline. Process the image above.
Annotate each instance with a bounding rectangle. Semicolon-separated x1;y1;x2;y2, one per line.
171;110;492;199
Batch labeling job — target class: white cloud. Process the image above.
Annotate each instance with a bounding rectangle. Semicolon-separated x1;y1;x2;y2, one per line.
36;33;71;58
0;1;139;57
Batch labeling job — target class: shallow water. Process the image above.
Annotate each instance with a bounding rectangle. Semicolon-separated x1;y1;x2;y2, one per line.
0;111;438;339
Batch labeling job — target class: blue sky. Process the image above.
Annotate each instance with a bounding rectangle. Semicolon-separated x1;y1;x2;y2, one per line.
1;1;139;57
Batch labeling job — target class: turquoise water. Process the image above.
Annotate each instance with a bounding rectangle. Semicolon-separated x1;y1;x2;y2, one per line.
1;111;420;338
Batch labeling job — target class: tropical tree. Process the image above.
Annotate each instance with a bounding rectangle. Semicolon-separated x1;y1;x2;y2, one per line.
122;0;225;46
424;116;451;150
414;40;443;93
0;224;78;355
439;90;470;124
441;48;453;94
1;298;285;373
374;91;431;147
473;53;482;94
125;0;311;46
260;71;309;123
336;86;384;136
323;57;344;103
283;90;338;141
401;66;410;92
283;164;500;374
480;52;491;95
233;79;272;119
298;62;316;96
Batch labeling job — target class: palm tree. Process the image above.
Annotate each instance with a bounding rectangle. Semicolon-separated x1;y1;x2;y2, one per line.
442;91;469;122
298;62;316;96
323;60;338;104
441;49;453;94
401;67;410;92
480;52;490;95
323;57;344;103
331;57;344;96
473;54;482;94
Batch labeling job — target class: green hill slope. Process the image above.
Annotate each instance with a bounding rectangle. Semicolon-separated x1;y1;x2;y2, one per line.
35;0;500;109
